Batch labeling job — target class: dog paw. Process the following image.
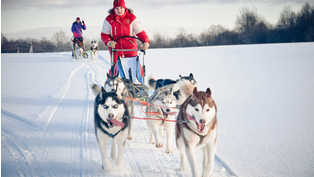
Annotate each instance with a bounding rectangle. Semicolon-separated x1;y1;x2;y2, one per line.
165;149;173;154
102;164;113;172
156;143;163;148
180;165;188;171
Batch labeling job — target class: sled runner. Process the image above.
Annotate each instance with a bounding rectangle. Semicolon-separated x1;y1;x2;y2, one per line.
71;36;89;59
110;36;149;100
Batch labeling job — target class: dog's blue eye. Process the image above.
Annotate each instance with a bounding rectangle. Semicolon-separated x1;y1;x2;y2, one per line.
113;104;118;108
195;108;199;111
103;105;108;109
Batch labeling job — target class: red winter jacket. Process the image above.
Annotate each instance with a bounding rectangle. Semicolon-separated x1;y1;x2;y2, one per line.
101;8;149;58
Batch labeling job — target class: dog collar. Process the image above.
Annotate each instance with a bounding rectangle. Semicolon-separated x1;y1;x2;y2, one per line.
100;121;124;138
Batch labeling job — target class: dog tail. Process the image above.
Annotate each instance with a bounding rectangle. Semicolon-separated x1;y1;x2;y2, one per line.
148;73;157;90
90;83;101;96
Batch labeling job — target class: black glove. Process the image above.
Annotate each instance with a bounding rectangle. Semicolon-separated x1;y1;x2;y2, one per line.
82;20;85;25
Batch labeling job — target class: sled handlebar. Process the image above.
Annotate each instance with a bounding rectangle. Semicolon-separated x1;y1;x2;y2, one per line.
111;36;146;55
113;36;145;43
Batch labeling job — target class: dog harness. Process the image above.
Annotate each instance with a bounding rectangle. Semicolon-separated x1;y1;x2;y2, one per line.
101;126;124;138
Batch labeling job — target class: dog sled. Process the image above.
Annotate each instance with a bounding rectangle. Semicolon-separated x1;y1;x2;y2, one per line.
71;36;89;59
110;36;149;100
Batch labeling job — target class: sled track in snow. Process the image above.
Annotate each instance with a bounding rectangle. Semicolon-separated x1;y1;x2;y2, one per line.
41;63;84;133
1;110;39;130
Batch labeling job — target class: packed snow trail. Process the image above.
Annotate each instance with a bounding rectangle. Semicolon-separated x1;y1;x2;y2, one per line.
1;52;232;177
4;43;313;177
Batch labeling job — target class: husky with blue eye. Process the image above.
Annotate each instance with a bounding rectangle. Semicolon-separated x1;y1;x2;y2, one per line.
176;87;217;177
103;72;135;140
91;84;130;172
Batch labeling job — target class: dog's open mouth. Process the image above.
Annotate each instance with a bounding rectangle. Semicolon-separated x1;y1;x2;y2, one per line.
161;108;168;118
160;108;177;119
107;114;124;128
186;113;205;133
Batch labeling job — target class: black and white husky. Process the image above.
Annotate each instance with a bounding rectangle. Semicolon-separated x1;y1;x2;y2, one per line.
146;84;177;154
148;73;196;90
148;73;197;107
90;40;98;61
91;85;130;171
104;72;134;140
176;87;217;177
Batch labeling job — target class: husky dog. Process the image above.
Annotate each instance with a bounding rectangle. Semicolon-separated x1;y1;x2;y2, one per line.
73;43;83;60
104;72;134;140
90;40;98;61
91;85;130;171
148;73;197;107
176;87;217;177
146;85;178;154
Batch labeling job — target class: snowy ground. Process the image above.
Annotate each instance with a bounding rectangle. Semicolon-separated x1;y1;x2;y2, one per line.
2;42;314;177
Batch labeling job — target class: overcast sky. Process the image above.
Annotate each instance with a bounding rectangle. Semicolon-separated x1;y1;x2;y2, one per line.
1;0;312;40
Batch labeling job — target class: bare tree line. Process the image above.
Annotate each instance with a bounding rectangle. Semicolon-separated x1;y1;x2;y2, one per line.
2;3;314;53
150;3;314;48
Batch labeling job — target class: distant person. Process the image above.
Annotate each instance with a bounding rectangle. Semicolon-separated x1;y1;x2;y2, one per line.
71;17;86;56
101;0;150;77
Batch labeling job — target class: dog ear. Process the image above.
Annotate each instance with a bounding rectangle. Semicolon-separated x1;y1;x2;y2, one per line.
206;88;211;96
189;73;193;77
101;87;107;95
107;73;110;78
179;74;182;78
115;71;120;77
192;87;198;97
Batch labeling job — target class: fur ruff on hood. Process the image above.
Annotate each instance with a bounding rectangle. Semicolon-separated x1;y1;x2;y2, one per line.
108;8;134;15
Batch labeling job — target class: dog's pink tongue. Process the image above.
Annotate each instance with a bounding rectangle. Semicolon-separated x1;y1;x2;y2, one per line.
168;112;177;116
109;119;124;127
186;113;195;121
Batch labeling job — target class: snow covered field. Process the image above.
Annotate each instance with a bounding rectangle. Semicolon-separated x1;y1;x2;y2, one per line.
2;42;314;177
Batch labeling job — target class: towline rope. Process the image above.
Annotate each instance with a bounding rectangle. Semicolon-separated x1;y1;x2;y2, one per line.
131;116;190;124
123;96;190;123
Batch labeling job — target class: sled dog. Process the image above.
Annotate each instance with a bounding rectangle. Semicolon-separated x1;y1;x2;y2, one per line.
104;72;134;140
90;40;98;61
176;87;217;177
91;85;129;171
73;42;83;60
148;73;196;107
146;85;177;154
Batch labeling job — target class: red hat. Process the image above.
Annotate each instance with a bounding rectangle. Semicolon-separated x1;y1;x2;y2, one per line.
113;0;126;9
76;17;80;21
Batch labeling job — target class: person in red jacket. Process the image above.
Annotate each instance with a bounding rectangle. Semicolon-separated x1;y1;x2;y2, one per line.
101;0;150;78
